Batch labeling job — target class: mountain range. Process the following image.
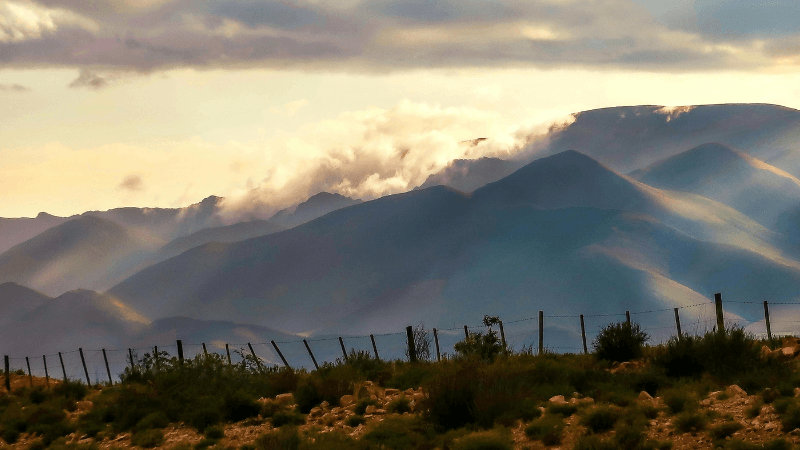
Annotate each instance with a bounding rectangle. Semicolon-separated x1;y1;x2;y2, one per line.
4;103;800;367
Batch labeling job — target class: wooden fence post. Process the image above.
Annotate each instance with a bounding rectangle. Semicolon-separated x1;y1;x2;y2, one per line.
225;343;232;365
4;355;10;391
433;328;441;362
580;314;588;354
58;352;67;381
271;341;290;368
128;349;134;369
78;348;90;386
26;357;32;387
338;337;348;361
625;311;631;325
498;321;507;353
177;340;184;366
538;311;544;355
715;293;725;333
764;301;773;346
102;349;112;385
463;325;469;340
303;340;319;370
674;308;682;340
370;334;380;360
247;343;261;368
43;355;49;386
406;326;418;363
202;343;209;358
153;346;159;372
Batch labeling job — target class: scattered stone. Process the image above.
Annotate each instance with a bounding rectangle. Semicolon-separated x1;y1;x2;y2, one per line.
75;400;93;411
320;401;330;409
276;393;294;404
365;405;377;415
549;395;567;404
761;345;774;358
726;385;747;397
384;388;400;396
638;391;653;401
340;395;355;407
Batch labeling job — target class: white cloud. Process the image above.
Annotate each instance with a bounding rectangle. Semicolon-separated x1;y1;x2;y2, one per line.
0;0;97;42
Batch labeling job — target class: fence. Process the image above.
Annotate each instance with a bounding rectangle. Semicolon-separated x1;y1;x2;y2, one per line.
2;293;796;391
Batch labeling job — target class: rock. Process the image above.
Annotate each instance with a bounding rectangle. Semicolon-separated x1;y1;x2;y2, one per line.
340;395;355;407
708;391;722;399
374;409;386;415
320;401;330;409
370;394;378;401
794;387;800;397
781;347;796;357
405;388;415;395
384;388;400;396
365;405;377;414
581;397;595;404
638;391;653;401
75;400;93;411
309;407;323;418
549;395;567;404
276;393;294;404
762;345;774;358
726;385;747;397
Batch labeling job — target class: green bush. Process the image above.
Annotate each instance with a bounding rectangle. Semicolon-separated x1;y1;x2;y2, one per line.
343;350;392;384
745;402;762;418
573;435;617;450
270;411;305;427
673;412;707;434
547;403;578;417
346;415;366;427
362;417;427;450
135;412;169;431
592;321;649;363
452;429;513;450
662;389;697;415
386;396;411;414
725;438;792;450
708;421;743;440
204;425;225;440
255;427;301;450
653;328;768;381
524;415;564;446
581;406;620;433
773;397;795;415
354;398;377;415
260;401;282;418
131;429;165;448
779;401;800;432
223;391;261;422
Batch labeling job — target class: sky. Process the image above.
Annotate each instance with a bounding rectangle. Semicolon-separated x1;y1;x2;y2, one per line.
3;0;800;219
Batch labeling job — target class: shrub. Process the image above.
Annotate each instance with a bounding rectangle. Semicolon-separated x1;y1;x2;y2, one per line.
653;328;767;381
547;403;578;417
662;389;697;415
592;321;649;363
524;415;564;446
343;350;392;384
725;439;792;450
135;412;169;431
204;425;225;440
362;417;426;450
745;402;762;419
708;421;743;441
581;406;620;433
773;397;795;415
673;412;707;434
779;401;800;432
255;427;300;450
454;331;504;363
354;398;377;415
131;429;164;448
386;396;411;414
53;380;88;401
223;391;261;422
270;411;305;427
260;401;282;418
405;323;433;362
346;415;366;427
573;435;616;450
452;429;513;450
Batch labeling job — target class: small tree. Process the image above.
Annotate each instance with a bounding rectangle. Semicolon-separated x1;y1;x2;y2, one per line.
405;323;432;361
593;321;649;362
454;315;506;363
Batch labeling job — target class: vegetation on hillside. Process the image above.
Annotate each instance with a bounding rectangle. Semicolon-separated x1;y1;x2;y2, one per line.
1;321;799;449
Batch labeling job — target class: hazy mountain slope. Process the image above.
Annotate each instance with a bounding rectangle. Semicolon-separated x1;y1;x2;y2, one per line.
0;213;67;254
423;104;800;193
539;104;800;175
631;143;800;228
157;220;286;261
109;151;800;336
268;192;362;229
0;215;153;295
418;157;522;192
0;282;51;326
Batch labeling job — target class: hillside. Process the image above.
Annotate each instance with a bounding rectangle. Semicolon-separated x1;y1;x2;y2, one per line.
108;151;800;337
0;282;50;327
0;216;153;295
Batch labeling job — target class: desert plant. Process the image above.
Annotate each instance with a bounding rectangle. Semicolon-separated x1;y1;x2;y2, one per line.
131;429;164;448
592;321;649;362
452;429;513;450
270;411;305;427
708;421;743;441
346;415;366;427
673;411;707;434
581;406;620;433
405;323;432;362
386;396;411;414
524;415;564;446
255;427;301;450
453;316;506;363
354;398;377;415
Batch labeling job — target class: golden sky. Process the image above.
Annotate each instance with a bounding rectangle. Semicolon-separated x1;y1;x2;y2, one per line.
3;0;800;218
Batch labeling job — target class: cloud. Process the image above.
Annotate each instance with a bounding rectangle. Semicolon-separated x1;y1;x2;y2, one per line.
0;0;798;74
118;174;144;191
68;69;109;89
0;83;30;91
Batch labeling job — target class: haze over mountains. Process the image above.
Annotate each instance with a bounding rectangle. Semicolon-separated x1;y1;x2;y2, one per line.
5;103;800;364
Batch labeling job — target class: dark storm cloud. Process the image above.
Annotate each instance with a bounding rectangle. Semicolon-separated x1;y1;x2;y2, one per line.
0;0;797;77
